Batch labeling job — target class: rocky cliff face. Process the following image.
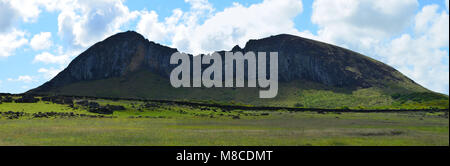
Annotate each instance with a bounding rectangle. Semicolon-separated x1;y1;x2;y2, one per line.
32;31;178;91
237;34;415;88
28;31;419;94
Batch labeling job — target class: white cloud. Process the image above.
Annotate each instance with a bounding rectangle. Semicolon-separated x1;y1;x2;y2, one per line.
34;45;80;79
0;0;48;32
137;0;213;49
7;75;34;83
307;0;449;94
185;0;214;12
6;0;42;23
55;0;139;48
30;32;53;50
311;0;418;50
137;10;174;42
0;29;28;57
33;52;70;65
0;0;19;32
376;4;449;94
446;0;449;11
184;0;303;54
38;67;63;79
137;0;303;55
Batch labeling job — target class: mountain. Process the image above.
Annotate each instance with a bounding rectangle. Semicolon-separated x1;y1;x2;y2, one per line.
27;31;448;109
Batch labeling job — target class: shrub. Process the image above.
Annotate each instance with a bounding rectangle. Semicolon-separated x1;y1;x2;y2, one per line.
294;103;304;107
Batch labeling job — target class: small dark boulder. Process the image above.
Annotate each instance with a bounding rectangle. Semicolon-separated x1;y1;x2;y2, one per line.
52;98;64;104
42;96;74;105
143;103;160;108
1;96;13;103
41;96;52;102
88;102;100;108
1;111;25;119
105;104;126;111
87;104;124;115
15;95;39;103
88;107;114;114
76;100;89;106
63;97;74;105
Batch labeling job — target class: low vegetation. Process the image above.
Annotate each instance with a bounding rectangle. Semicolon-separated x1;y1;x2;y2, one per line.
0;94;448;146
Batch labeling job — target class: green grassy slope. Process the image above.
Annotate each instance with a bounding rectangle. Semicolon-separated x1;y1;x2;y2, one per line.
36;71;449;109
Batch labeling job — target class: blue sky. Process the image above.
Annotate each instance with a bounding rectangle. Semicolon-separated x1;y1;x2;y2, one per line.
0;0;448;94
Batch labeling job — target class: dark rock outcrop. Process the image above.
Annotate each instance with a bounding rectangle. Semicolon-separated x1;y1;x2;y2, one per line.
15;95;39;103
104;104;126;111
88;102;100;108
1;96;13;103
238;34;415;87
42;96;73;105
73;100;124;114
76;100;89;106
87;104;125;114
31;31;177;92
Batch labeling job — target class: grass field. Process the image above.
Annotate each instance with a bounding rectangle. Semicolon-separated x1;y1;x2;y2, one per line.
0;96;448;146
